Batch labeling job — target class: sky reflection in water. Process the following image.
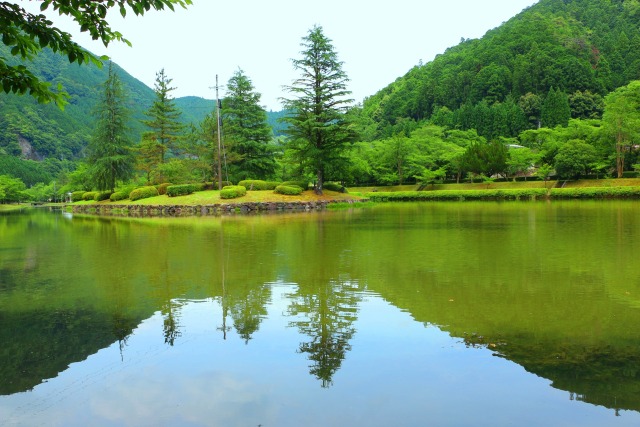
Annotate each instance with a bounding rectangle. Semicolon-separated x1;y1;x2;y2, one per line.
2;285;636;427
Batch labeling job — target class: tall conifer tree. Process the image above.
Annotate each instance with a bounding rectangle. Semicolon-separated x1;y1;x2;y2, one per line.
282;26;354;194
222;69;275;181
540;87;571;128
87;62;135;192
143;69;183;163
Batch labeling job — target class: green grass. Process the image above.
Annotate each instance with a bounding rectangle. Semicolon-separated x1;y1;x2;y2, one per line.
68;188;363;207
0;204;28;212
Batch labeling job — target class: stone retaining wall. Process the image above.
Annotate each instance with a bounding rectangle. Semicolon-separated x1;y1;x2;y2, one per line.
70;200;354;217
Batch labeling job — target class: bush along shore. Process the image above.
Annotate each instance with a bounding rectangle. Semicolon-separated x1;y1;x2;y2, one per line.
365;186;640;202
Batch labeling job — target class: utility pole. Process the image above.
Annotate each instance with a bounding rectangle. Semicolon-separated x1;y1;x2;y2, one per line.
215;75;223;191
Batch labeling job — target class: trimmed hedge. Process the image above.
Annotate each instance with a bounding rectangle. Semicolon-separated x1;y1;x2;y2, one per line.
94;191;113;201
166;184;198;197
129;186;159;201
549;186;640;199
156;183;172;195
110;191;128;202
366;188;548;202
82;191;99;201
323;182;348;193
274;184;303;195
71;191;85;202
281;180;309;190
220;185;247;199
364;187;640;202
238;180;280;191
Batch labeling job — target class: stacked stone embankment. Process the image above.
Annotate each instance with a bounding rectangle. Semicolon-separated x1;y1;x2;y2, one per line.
70;200;347;216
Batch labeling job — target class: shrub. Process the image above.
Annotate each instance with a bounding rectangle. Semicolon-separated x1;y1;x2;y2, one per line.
220;185;247;199
274;185;303;195
549;186;640;199
166;184;198;197
129;186;159;201
82;191;98;201
238;180;280;191
71;191;85;202
94;191;113;201
110;191;128;202
156;183;172;195
323;182;348;193
365;188;548;202
282;180;309;190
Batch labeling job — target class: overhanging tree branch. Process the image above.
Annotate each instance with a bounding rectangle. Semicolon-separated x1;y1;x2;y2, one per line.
0;0;191;108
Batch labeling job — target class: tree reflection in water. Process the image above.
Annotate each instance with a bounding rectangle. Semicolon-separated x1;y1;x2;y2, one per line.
287;278;363;387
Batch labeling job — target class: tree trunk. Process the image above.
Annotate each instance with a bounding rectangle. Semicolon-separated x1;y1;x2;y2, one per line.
315;168;324;195
616;141;624;178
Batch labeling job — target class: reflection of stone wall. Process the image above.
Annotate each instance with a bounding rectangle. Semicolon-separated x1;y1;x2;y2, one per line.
70;201;347;216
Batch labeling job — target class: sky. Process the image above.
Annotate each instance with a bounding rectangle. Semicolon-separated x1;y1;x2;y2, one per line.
20;0;539;111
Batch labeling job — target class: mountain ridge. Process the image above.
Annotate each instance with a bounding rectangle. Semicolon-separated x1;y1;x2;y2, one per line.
359;0;640;138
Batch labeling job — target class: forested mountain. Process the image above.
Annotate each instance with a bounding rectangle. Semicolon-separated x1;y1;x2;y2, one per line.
360;0;640;139
0;44;227;162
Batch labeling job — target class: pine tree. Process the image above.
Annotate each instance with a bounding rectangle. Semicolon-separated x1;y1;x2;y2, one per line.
282;26;354;194
222;69;276;181
541;87;571;128
143;69;184;164
87;62;135;192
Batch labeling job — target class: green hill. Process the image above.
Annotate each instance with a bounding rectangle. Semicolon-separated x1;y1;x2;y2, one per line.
0;43;284;172
360;0;640;139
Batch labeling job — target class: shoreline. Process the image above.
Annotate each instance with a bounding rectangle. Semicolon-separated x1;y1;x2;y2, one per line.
68;199;362;217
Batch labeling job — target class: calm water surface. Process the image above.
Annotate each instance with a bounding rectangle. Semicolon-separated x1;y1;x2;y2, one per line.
1;202;640;426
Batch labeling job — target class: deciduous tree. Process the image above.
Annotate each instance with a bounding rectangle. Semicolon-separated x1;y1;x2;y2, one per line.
602;81;640;178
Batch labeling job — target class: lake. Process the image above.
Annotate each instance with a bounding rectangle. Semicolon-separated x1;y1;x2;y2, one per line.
1;201;640;426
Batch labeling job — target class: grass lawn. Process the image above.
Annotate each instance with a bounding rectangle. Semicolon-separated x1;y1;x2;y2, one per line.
0;204;29;212
71;189;363;207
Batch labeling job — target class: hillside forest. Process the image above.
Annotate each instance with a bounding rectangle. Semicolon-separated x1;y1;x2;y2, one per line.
2;0;640;202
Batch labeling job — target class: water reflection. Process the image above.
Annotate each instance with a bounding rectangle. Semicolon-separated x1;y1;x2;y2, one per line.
2;204;640;424
287;278;362;387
